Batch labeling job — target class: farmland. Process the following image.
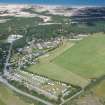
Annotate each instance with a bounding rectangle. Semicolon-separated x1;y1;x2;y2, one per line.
93;79;105;101
27;39;89;87
0;99;6;105
27;33;105;88
55;33;105;79
65;77;105;105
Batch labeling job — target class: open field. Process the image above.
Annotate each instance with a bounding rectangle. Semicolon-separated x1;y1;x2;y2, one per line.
27;40;89;87
0;99;6;105
0;83;30;105
65;94;102;105
55;33;105;79
0;83;43;105
64;78;105;105
27;33;105;88
93;79;105;99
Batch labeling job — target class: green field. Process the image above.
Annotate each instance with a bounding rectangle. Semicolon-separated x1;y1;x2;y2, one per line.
92;79;105;105
0;99;6;105
27;40;89;87
55;33;105;79
27;33;105;88
93;79;105;99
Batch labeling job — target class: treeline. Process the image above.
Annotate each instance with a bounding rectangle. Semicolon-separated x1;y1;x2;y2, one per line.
26;21;105;39
12;21;105;48
1;16;105;41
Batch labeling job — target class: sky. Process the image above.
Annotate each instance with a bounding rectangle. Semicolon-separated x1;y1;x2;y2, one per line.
0;0;105;6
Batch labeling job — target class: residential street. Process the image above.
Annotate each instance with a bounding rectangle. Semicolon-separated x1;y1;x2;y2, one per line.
1;41;54;105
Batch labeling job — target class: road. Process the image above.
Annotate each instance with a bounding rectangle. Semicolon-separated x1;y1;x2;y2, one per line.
4;42;13;74
2;40;84;105
2;42;54;105
60;89;84;105
0;77;53;105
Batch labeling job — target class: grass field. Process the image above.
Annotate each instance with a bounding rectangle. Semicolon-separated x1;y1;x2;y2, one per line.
93;79;105;99
27;40;89;87
27;33;105;88
0;99;6;105
28;33;105;87
0;83;43;105
55;33;105;79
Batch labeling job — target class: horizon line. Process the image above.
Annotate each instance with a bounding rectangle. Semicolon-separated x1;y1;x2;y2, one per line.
0;3;104;7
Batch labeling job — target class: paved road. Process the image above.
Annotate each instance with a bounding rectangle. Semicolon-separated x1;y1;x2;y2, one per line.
4;42;13;74
2;42;54;105
0;77;54;105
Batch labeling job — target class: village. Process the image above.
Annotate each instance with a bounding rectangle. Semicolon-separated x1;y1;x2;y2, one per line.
9;35;63;70
5;70;73;101
0;34;83;104
0;2;105;105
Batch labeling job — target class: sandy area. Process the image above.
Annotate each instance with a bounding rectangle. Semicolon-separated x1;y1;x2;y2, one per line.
0;4;52;22
32;4;80;16
0;4;92;22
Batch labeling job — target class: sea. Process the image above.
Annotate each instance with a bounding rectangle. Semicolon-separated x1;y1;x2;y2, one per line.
0;0;105;6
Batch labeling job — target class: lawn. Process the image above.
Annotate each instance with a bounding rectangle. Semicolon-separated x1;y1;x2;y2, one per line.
55;33;105;79
27;40;89;87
